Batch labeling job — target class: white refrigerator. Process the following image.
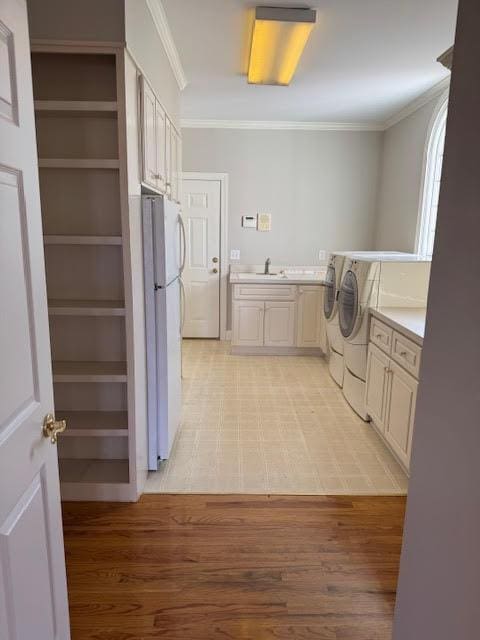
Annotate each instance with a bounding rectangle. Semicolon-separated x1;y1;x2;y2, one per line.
143;195;186;470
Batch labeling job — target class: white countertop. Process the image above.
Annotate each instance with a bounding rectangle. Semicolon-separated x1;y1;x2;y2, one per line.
370;307;427;345
230;267;326;286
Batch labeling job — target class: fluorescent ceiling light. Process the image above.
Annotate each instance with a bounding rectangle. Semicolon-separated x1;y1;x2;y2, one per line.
248;6;316;86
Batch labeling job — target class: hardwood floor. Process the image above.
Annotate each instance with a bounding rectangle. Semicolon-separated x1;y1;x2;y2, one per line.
63;495;406;640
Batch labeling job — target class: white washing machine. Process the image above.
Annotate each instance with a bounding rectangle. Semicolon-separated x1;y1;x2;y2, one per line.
324;253;350;387
324;252;414;388
338;254;431;419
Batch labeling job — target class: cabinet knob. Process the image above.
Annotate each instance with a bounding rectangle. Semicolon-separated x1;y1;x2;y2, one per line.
212;268;218;274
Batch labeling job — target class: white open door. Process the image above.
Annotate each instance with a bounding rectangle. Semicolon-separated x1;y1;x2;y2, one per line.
0;1;70;638
182;178;221;338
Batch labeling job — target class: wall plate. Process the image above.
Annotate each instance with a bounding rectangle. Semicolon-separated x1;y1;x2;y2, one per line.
257;213;271;232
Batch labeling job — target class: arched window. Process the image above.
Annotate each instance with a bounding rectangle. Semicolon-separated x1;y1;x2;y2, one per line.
416;97;448;257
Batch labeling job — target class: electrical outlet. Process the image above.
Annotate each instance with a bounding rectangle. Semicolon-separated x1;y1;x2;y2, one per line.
230;249;240;260
318;250;327;262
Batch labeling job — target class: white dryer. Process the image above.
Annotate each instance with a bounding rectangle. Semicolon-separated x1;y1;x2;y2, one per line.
338;254;431;419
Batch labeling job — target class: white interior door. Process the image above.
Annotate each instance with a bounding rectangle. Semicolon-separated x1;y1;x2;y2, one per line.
182;178;221;338
0;2;70;638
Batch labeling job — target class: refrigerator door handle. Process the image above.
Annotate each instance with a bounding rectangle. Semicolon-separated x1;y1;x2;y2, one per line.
179;214;187;275
179;277;186;334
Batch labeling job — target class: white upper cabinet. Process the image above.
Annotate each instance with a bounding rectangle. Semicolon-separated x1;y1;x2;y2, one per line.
140;78;157;190
165;116;172;198
140;77;181;199
171;128;182;204
155;100;166;192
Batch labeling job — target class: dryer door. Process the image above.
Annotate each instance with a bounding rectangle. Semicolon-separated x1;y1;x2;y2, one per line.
323;265;336;320
339;269;359;338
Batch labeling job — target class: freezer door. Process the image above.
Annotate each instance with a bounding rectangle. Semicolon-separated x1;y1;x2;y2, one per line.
153;196;182;287
155;278;182;460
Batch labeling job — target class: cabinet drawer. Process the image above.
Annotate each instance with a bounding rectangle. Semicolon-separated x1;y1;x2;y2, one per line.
233;284;297;301
391;331;422;378
370;317;393;354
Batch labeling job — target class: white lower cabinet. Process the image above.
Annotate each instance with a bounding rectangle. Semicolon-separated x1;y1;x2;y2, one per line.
232;284;324;351
384;361;417;469
264;301;296;347
296;286;323;347
232;301;264;346
365;343;390;429
366;336;419;472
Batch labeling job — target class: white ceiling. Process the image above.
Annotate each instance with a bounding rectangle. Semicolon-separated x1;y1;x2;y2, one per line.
162;0;458;125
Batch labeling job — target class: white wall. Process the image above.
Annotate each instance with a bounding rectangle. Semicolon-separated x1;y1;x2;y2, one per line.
374;92;447;252
124;0;180;128
393;1;480;637
182;128;383;266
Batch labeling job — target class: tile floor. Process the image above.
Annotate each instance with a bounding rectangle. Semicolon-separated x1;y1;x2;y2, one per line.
145;340;408;495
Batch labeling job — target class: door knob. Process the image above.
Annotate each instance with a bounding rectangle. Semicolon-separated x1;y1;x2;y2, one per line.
212;268;218;274
43;414;67;444
212;257;219;263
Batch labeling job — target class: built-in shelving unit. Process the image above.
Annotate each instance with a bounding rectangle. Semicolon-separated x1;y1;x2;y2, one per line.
32;46;133;500
38;159;120;169
44;235;122;245
48;299;126;316
35;100;118;114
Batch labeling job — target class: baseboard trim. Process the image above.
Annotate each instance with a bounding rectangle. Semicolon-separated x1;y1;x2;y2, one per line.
370;419;410;477
231;346;325;357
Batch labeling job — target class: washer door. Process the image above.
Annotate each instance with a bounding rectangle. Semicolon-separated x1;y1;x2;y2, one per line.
339;269;359;338
323;265;336;319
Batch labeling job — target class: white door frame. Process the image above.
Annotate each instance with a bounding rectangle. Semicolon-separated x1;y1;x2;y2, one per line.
181;172;229;340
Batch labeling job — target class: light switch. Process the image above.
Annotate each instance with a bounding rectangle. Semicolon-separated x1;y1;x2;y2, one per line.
318;250;327;262
230;249;240;260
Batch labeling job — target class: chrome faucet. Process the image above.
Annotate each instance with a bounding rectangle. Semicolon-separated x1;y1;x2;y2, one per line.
264;257;271;275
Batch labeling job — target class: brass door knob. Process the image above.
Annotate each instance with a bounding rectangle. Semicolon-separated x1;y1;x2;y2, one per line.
212;268;218;274
43;414;67;444
212;257;219;263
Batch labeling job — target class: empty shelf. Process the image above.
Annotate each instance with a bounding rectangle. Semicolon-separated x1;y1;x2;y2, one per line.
44;235;122;245
38;159;120;169
58;411;128;437
59;459;129;484
35;100;118;114
52;361;127;383
48;299;126;316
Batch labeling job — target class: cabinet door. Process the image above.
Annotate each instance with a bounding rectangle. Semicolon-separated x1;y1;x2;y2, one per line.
165;117;172;199
296;286;322;347
365;343;390;431
232;301;264;346
264;301;296;347
385;361;418;469
155;99;166;193
141;78;157;189
176;132;182;204
171;128;180;203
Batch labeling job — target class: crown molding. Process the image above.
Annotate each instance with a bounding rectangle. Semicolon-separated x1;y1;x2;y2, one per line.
181;119;385;131
383;76;450;130
145;0;188;90
181;78;451;132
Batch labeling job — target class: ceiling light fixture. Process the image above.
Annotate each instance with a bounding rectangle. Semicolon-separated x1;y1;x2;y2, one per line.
248;6;316;86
